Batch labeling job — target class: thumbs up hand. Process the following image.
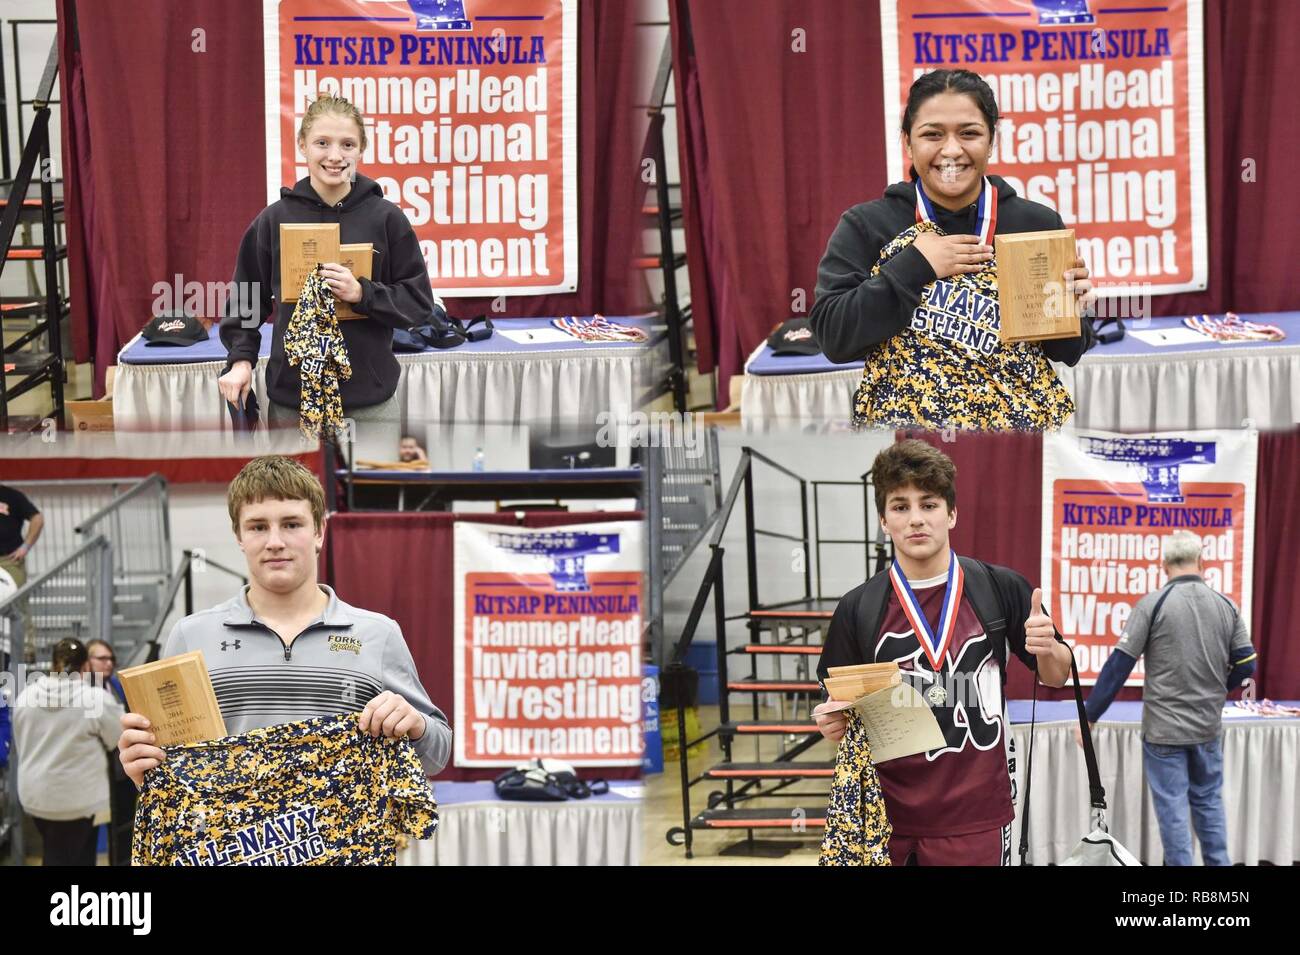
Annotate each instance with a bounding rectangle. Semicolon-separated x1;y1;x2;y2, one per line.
1025;587;1057;657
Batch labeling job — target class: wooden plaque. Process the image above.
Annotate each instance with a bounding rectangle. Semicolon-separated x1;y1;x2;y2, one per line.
995;229;1080;343
279;223;340;305
825;662;902;702
334;243;373;320
118;650;227;746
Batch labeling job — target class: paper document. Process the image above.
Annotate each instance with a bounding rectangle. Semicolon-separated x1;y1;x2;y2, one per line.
499;328;574;345
853;682;946;762
1129;327;1211;347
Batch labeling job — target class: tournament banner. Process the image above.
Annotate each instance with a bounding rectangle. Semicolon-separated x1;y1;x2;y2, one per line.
881;0;1207;296
264;0;578;296
1041;429;1256;685
453;520;643;767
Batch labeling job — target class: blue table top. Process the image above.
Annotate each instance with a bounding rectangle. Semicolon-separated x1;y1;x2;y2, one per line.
1007;699;1300;725
745;312;1300;377
120;324;262;365
119;315;657;366
431;780;642;807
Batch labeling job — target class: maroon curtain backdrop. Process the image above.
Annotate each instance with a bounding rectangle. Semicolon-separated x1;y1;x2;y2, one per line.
0;451;319;485
56;0;642;396
671;0;888;397
1250;431;1300;702
322;510;644;782
56;0;267;396
907;429;1299;702
55;1;91;366
674;0;1300;404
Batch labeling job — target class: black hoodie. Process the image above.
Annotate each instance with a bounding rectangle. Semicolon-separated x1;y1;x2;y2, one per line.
809;176;1094;366
220;175;436;410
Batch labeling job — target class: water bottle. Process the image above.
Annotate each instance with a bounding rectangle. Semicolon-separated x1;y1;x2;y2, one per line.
472;447;486;472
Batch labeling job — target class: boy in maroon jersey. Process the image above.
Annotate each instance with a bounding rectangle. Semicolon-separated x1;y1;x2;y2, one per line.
814;439;1072;865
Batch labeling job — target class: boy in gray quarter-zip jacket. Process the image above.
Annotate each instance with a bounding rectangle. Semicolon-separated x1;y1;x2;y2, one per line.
117;455;452;787
160;584;451;777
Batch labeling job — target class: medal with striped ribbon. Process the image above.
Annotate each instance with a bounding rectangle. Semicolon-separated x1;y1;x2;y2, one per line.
889;552;965;675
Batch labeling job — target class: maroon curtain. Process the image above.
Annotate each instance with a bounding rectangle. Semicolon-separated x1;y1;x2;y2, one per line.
0;451;319;485
56;0;267;396
673;0;1300;404
672;0;889;400
1251;431;1300;702
322;510;643;782
56;0;642;396
55;1;90;366
911;429;1298;702
450;0;643;321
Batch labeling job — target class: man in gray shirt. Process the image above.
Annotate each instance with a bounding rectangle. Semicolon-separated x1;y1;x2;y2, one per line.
1082;531;1257;866
117;455;452;788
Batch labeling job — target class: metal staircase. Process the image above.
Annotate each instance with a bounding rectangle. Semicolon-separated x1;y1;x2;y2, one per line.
3;476;172;667
0;37;69;433
663;449;893;857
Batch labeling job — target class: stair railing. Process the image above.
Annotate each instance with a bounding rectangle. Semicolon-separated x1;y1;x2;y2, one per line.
0;36;64;432
136;548;249;660
1;533;111;864
639;32;688;411
662;446;814;857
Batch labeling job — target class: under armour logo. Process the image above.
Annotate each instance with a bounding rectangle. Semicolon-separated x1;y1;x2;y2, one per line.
220;640;241;651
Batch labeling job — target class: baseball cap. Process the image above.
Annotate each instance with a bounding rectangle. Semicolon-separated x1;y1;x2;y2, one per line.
143;311;208;346
767;318;821;356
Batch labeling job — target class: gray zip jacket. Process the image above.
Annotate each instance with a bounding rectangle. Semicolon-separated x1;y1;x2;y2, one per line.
162;585;451;776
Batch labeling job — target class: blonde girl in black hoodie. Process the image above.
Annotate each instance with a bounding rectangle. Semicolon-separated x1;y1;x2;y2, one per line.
217;94;437;435
809;69;1095;432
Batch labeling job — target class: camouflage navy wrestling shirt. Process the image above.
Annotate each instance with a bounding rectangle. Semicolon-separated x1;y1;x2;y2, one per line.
851;221;1075;432
132;713;437;866
819;709;892;866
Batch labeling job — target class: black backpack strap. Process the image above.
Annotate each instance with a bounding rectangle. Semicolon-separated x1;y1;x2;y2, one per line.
461;314;495;341
1019;670;1040;865
1022;647;1107;864
957;557;1009;683
862;558;1007;674
955;558;1035;865
861;567;893;656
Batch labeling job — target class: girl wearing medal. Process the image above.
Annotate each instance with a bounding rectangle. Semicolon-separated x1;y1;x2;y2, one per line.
217;94;439;437
808;69;1094;431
